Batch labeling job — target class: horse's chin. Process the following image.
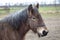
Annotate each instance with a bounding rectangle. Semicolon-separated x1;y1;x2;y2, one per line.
37;33;43;37
37;33;46;37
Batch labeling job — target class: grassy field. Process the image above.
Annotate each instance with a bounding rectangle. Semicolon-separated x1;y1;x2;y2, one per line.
39;6;60;11
0;6;60;14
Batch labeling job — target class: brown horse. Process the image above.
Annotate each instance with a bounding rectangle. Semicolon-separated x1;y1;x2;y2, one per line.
0;3;49;40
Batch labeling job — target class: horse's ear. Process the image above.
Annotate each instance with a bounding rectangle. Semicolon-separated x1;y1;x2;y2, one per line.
36;3;39;8
28;4;33;12
28;4;33;17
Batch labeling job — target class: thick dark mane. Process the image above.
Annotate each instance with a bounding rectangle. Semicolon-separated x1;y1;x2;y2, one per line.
0;8;28;30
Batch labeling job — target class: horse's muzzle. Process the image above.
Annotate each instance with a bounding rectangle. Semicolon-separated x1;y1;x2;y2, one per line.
37;27;49;37
37;30;49;37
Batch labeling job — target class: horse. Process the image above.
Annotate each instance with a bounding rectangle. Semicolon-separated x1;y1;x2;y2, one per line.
0;3;49;40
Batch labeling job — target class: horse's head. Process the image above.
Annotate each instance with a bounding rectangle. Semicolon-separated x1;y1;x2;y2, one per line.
27;3;49;37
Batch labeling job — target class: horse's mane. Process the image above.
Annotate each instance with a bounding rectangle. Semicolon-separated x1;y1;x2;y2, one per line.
1;8;28;30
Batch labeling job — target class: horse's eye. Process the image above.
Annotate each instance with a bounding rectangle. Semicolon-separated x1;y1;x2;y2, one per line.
32;17;36;21
33;17;36;19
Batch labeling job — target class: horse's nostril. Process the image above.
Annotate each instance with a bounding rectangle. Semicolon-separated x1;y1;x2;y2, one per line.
42;30;48;36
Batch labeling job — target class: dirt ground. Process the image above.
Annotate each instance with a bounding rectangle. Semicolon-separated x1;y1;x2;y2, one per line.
25;17;60;40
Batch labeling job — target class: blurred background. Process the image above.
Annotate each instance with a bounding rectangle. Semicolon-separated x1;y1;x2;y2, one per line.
0;0;60;18
0;0;60;40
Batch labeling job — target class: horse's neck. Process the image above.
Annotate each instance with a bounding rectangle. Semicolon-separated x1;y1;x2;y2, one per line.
18;23;29;40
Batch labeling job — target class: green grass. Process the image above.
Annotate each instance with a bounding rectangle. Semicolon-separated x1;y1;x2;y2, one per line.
39;6;60;12
40;13;60;19
10;7;24;13
0;6;60;14
0;7;24;14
